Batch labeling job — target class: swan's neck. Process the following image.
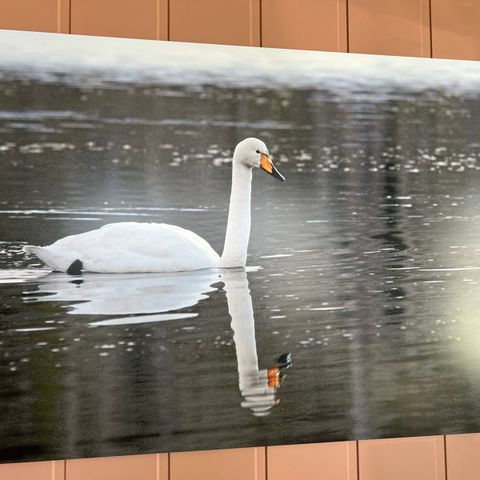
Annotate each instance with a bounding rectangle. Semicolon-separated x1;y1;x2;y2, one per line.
220;162;252;268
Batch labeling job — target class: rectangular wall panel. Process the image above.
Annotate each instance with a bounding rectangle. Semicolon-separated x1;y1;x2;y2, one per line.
0;0;69;33
431;0;480;60
267;441;357;480
170;447;265;480
358;436;445;480
445;433;480;480
66;454;168;480
170;0;260;46
71;0;168;40
0;460;64;480
348;0;431;57
261;0;347;52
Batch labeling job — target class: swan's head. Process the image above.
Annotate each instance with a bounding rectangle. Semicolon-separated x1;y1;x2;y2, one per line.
234;138;285;182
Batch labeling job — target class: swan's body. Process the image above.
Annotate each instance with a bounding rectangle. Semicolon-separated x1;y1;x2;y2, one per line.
25;223;220;273
25;138;284;274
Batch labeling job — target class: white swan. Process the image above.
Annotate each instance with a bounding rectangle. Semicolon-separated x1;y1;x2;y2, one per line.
24;138;285;273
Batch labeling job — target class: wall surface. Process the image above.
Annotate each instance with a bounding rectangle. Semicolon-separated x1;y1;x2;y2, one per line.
0;0;479;59
0;0;479;478
1;435;480;479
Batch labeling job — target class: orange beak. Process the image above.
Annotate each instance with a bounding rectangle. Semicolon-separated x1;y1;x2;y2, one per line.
260;154;285;182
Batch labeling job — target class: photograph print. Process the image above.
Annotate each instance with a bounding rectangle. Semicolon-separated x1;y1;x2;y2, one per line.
1;29;480;463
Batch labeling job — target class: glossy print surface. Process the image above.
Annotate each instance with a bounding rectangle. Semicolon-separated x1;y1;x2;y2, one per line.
1;32;480;462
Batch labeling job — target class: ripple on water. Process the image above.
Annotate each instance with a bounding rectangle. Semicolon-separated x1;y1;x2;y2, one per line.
0;269;50;284
88;313;197;327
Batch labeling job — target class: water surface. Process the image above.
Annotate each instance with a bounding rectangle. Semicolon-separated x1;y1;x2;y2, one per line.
1;51;480;462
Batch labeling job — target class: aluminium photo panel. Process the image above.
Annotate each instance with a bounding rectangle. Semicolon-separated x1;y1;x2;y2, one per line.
1;29;480;463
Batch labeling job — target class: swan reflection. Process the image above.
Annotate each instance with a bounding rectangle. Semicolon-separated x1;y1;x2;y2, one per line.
24;268;291;416
223;270;291;416
24;270;220;316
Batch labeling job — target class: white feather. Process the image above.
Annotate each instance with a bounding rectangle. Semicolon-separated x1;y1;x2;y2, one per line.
25;223;219;273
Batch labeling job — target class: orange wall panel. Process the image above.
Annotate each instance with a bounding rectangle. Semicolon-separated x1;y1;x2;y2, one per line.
70;0;168;40
0;460;64;480
445;433;480;480
348;0;431;57
0;0;69;33
358;436;445;480
66;453;168;480
170;447;265;480
267;441;357;480
169;0;260;46
431;0;480;60
262;0;347;52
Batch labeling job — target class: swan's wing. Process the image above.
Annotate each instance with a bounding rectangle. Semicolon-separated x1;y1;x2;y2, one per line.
30;222;220;273
24;245;80;272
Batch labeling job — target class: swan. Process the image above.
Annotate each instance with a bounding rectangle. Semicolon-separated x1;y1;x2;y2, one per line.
24;137;285;274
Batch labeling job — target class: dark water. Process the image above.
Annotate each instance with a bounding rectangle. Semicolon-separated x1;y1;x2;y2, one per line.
1;76;480;462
